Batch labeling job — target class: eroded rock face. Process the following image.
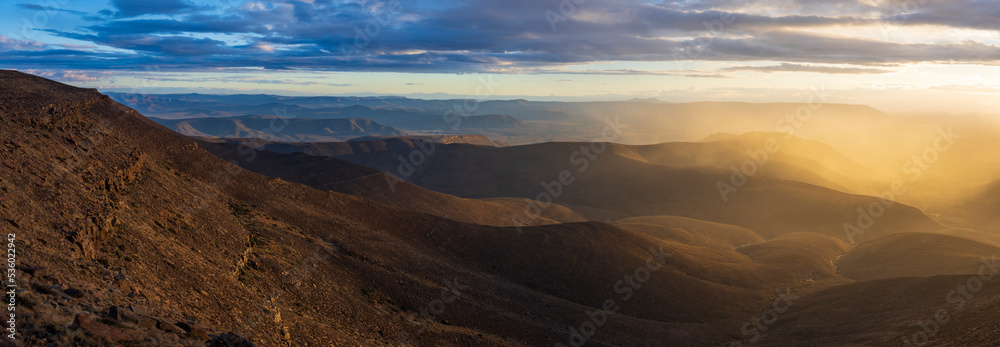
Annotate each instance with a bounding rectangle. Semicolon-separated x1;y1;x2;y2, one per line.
0;71;279;345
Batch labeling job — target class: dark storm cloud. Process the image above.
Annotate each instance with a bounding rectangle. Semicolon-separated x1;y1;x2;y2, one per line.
705;31;1000;65
886;0;1000;30
45;30;237;56
6;0;1000;73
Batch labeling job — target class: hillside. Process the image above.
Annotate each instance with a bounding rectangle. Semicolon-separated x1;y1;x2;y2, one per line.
312;141;941;242
196;140;864;322
200;136;506;158
230;132;870;193
196;140;584;227
965;178;1000;227
837;232;1000;281
612;215;764;249
756;275;1000;346
691;132;882;192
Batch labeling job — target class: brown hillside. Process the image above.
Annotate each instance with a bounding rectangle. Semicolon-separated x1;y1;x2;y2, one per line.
838;232;1000;281
196;140;586;227
313;140;939;242
613;215;764;249
756;275;1000;346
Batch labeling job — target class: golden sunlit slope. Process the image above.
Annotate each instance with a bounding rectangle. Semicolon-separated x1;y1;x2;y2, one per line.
701;133;874;174
837;232;1000;281
571;101;891;145
965;178;1000;227
694;132;881;191
570;101;1000;215
613;215;764;249
781;114;1000;210
737;232;848;282
630;140;853;193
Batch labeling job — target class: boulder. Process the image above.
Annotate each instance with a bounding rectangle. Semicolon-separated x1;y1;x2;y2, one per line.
63;288;85;298
209;332;254;347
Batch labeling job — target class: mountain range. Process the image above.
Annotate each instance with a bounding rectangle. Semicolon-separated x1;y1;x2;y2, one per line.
7;70;1000;346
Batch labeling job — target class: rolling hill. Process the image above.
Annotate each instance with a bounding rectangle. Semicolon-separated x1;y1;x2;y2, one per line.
612;215;764;249
298;140;941;242
755;274;1000;346
837;232;1000;281
196;139;585;227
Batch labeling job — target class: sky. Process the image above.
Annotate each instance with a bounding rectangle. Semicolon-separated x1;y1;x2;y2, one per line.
1;0;999;114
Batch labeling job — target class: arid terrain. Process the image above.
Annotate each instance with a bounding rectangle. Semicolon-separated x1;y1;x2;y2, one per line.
6;70;1000;347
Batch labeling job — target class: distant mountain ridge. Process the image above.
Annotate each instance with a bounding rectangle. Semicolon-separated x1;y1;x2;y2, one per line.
150;115;408;142
348;134;509;147
109;91;897;146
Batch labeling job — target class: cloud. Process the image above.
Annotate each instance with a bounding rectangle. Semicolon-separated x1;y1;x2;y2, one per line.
729;31;1000;65
885;1;1000;30
109;0;204;18
21;69;109;82
16;4;88;15
721;63;896;74
46;30;237;56
135;75;356;87
0;36;48;51
529;68;731;78
930;84;1000;93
